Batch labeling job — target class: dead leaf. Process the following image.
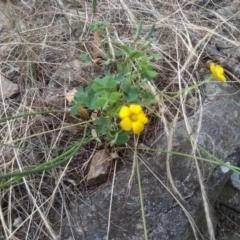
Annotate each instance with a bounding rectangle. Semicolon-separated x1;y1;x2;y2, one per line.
187;97;199;109
65;88;90;120
111;151;119;159
92;31;100;60
65;88;77;104
87;149;119;186
77;105;90;120
91;129;101;142
91;110;98;120
0;74;19;100
65;112;81;124
92;57;105;65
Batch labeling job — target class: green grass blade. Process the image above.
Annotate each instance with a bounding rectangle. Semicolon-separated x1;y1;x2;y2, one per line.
0;110;66;123
134;20;143;42
92;0;97;15
0;125;90;188
145;24;155;41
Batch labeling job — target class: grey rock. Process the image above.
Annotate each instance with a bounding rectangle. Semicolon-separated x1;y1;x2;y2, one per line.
228;233;240;240
218;178;240;212
215;202;240;240
58;82;240;239
0;74;19;100
0;9;10;36
87;150;118;187
214;38;240;61
230;173;240;191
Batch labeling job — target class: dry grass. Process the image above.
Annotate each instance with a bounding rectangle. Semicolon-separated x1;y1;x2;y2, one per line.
0;0;239;239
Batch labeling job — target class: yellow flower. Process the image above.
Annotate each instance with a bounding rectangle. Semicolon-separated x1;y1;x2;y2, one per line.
119;104;148;134
210;63;226;83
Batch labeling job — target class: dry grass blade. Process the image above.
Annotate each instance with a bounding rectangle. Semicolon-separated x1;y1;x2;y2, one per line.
0;0;240;239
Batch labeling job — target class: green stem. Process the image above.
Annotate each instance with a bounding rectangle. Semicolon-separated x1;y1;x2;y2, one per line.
118;146;240;175
0;110;66;123
0;125;90;188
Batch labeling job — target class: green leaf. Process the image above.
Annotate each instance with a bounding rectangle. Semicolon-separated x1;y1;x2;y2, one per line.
146;69;158;78
109;104;122;117
140;63;158;80
92;76;117;92
120;63;131;75
109;92;121;103
129;51;142;59
94;116;104;125
102;19;110;25
145;65;157;78
70;102;79;115
120;82;139;102
90;22;98;30
115;74;125;84
127;87;139;102
122;87;139;102
80;53;92;64
140;89;154;100
97;91;121;110
151;53;162;61
105;77;117;88
74;85;98;110
115;49;124;57
140;55;148;65
104;70;111;76
119;45;132;55
105;59;113;65
110;131;130;145
94;116;110;135
120;82;130;93
98;91;109;109
132;89;157;105
88;91;99;109
74;87;88;105
116;131;130;145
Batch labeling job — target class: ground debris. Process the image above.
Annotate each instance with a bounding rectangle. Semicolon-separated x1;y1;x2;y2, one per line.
65;88;77;104
0;74;19;100
87;149;118;186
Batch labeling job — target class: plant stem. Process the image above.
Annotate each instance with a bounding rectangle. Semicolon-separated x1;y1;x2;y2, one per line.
0;125;90;189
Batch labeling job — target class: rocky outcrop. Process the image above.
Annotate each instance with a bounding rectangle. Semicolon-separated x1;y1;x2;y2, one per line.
58;82;240;239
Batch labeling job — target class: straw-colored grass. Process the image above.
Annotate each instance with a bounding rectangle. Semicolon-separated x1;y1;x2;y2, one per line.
0;0;239;239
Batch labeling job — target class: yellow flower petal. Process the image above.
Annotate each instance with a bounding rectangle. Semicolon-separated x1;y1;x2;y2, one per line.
210;63;216;76
132;122;144;134
119;106;130;119
217;74;226;83
215;65;224;75
210;62;226;83
215;65;226;83
129;104;142;115
120;118;132;131
137;113;148;124
119;104;148;134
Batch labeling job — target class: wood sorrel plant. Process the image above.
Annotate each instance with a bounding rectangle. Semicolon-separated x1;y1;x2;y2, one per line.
70;21;159;145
